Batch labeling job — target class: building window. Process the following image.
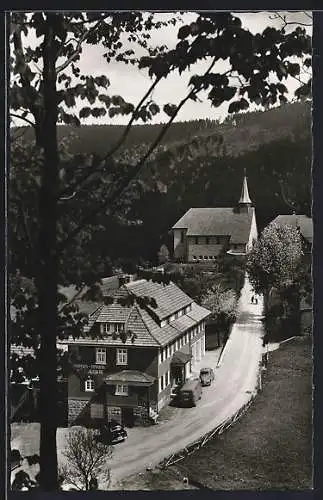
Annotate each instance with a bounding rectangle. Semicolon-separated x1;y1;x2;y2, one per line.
193;255;197;260
216;237;220;244
96;348;106;365
114;323;125;333
209;256;213;260
85;378;94;392
199;255;203;259
181;230;185;243
206;237;209;244
116;348;128;366
195;237;199;244
160;376;164;391
161;349;164;363
204;255;208;260
115;384;128;396
100;323;110;335
165;371;169;386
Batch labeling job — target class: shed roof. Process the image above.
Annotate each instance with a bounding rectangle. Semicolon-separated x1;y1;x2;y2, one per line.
104;370;155;386
171;351;192;365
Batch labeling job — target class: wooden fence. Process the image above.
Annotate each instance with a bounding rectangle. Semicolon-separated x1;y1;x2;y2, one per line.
159;361;263;470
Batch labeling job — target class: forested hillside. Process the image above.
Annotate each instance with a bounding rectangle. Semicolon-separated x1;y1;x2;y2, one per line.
18;100;310;157
13;101;311;267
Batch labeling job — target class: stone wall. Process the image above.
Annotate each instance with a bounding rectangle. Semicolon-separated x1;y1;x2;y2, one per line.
68;398;90;425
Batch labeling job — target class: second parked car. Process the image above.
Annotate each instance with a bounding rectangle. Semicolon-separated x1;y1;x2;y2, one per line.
199;367;215;386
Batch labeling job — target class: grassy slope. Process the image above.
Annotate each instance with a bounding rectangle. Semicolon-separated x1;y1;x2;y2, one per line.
174;336;313;490
119;336;312;490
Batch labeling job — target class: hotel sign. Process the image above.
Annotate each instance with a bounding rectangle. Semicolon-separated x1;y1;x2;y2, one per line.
75;364;105;375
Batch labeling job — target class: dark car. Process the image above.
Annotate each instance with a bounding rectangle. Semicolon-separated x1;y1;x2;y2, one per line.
178;379;203;407
199;367;215;386
98;420;128;445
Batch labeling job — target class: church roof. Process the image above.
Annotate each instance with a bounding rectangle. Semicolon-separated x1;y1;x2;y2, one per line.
239;174;252;204
172;207;255;244
271;214;313;244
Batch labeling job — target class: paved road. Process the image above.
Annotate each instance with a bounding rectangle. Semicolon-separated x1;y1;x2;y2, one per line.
11;276;264;488
108;276;264;486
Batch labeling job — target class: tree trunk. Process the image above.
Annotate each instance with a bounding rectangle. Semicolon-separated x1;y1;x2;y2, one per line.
36;14;59;490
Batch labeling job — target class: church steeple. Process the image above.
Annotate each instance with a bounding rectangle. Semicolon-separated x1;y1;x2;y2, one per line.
238;168;252;213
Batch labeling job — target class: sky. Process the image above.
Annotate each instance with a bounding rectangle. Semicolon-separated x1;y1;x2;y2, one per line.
13;11;312;127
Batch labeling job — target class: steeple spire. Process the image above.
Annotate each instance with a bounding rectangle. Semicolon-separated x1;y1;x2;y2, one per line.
238;169;252;213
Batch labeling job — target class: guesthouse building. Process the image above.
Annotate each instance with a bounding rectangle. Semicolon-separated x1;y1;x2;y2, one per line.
59;278;210;427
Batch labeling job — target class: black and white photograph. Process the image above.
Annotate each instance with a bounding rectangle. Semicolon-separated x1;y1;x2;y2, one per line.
8;10;313;492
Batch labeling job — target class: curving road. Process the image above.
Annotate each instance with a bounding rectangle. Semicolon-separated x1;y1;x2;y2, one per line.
108;276;264;486
11;276;264;489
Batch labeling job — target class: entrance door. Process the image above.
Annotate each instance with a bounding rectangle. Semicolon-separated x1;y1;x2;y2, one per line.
122;407;134;427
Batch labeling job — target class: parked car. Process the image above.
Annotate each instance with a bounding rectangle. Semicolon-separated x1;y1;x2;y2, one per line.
97;420;128;445
199;367;215;386
178;379;202;407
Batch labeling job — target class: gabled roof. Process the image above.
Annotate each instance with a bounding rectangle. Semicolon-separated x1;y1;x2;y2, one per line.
271;214;313;244
59;279;211;348
124;279;193;320
172;207;254;243
96;303;132;323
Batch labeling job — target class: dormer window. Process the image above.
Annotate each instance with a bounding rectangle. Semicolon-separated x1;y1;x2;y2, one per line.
114;323;125;333
100;323;110;335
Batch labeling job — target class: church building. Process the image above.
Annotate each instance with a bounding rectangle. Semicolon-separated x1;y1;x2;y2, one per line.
172;170;258;262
